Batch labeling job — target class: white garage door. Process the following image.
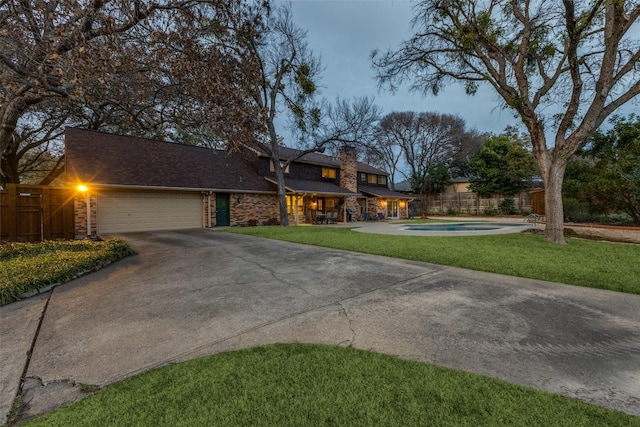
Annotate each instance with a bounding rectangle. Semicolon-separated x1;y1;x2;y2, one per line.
97;191;202;233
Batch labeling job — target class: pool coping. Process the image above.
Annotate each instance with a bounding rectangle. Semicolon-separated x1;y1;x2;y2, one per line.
344;218;539;237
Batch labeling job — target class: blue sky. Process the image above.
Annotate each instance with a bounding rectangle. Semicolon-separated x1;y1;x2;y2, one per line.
285;0;519;136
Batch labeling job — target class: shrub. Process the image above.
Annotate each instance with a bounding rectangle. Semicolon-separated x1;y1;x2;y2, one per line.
499;198;516;215
1;239;135;305
563;198;593;223
484;205;499;216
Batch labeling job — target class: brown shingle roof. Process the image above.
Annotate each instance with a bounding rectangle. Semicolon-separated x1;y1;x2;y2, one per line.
358;185;413;199
64;128;275;192
265;178;357;196
256;146;388;175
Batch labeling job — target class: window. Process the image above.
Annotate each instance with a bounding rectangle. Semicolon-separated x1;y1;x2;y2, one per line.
287;196;304;215
322;167;336;179
360;173;366;181
367;174;377;184
270;161;289;173
378;176;387;185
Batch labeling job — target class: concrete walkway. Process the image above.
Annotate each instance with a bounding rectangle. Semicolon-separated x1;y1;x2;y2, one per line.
1;229;639;424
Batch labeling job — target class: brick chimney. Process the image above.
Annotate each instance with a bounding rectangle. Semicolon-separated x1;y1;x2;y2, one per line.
340;146;360;217
339;147;357;192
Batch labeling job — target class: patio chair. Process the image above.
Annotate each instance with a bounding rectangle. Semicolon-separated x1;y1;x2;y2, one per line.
327;211;338;224
363;212;373;221
377;212;385;221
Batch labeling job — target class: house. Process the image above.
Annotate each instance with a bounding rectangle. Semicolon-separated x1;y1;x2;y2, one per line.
65;128;411;237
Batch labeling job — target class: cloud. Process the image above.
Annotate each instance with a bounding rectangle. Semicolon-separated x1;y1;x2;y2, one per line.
286;0;517;135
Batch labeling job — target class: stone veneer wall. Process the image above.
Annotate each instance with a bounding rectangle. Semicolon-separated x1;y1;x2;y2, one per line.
232;193;280;226
366;197;408;219
339;148;361;217
367;197;384;218
203;193;215;228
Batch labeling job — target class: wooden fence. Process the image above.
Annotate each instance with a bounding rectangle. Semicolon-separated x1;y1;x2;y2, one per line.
0;184;75;243
409;191;533;216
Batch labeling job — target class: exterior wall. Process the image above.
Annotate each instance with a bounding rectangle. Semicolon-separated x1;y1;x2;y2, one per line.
260;156;340;185
364;197;409;220
74;192;97;238
398;203;408;219
75;190;280;236
231;193;279;226
445;181;472;193
367;197;384;218
204;192;279;227
203;193;215;228
340;148;361;218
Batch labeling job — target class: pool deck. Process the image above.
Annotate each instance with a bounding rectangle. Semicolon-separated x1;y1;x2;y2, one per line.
330;217;540;237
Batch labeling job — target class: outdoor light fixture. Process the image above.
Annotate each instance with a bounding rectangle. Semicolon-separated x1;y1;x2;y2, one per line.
77;184;88;192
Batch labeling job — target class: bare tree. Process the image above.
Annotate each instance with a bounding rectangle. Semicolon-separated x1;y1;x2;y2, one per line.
0;0;266;185
376;111;466;188
364;132;403;190
373;0;640;244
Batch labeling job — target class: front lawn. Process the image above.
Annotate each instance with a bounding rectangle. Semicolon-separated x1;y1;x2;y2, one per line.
230;226;640;295
0;239;135;305
24;344;639;427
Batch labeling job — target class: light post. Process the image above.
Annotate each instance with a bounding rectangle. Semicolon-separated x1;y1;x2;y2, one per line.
77;185;91;239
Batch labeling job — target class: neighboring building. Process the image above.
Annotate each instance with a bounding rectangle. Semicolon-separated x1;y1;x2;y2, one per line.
444;178;472;193
65;128;411;237
394;178;472;194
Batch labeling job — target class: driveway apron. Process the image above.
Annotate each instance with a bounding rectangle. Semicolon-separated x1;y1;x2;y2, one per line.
1;229;639;422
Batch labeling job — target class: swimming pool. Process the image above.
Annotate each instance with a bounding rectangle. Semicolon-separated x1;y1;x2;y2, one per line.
403;222;531;232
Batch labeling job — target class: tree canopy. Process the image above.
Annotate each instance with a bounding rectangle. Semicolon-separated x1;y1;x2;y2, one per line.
1;0;268;185
564;115;640;225
367;111;480;192
373;0;640;243
469;135;537;197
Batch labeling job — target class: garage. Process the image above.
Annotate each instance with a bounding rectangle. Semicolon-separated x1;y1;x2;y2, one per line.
97;191;202;234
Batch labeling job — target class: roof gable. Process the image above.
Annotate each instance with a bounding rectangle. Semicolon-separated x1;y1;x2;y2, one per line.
64;128;274;192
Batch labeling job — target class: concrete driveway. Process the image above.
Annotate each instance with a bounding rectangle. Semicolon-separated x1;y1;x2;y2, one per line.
1;229;639;423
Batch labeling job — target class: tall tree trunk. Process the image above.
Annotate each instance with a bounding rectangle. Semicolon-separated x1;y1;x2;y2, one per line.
267;123;289;226
274;158;289;226
1;93;43;184
0;102;24;184
543;163;567;244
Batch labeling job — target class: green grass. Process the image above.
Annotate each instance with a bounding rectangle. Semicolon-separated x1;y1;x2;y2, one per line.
24;344;639;427
0;239;135;305
229;226;640;295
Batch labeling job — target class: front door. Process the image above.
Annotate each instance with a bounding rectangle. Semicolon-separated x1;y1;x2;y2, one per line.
216;193;230;226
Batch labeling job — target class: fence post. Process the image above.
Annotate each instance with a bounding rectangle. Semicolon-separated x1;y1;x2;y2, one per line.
42;186;51;240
